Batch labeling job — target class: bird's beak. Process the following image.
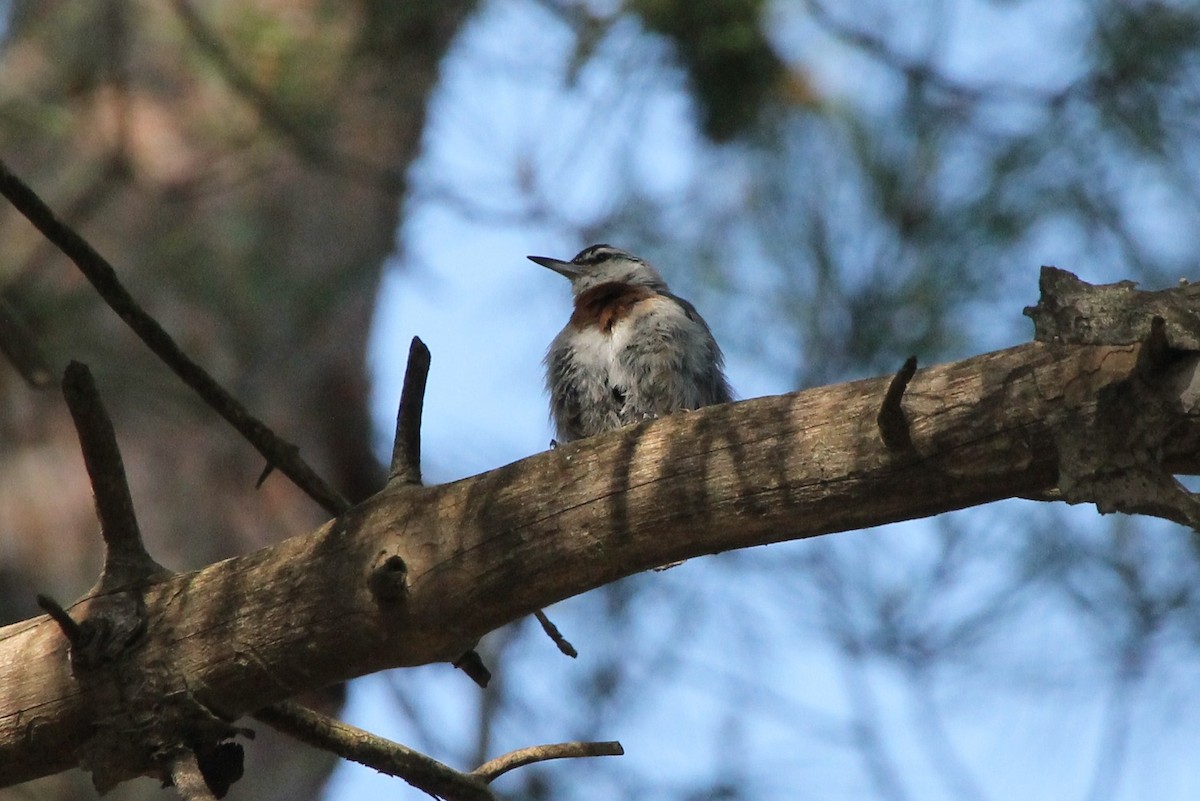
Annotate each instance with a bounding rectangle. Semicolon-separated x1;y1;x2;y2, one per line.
528;255;580;280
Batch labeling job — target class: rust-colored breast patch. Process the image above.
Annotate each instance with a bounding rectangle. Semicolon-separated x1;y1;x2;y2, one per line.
570;282;657;333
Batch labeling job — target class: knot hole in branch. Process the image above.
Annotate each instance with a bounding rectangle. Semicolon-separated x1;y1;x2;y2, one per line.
369;554;409;603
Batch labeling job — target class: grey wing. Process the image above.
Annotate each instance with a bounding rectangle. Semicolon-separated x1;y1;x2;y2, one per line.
622;294;732;415
664;293;733;406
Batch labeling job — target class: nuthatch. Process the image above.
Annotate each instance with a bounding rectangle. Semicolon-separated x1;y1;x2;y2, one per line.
529;244;732;444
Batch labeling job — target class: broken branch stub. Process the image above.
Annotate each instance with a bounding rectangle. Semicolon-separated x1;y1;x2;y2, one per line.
1024;265;1200;349
1025;267;1200;530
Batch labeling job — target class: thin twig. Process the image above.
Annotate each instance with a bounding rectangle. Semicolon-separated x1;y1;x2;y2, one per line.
9;152;131;288
253;700;494;801
35;594;82;647
0;158;350;516
389;337;431;485
61;361;162;584
533;610;577;658
255;701;622;797
472;741;624;782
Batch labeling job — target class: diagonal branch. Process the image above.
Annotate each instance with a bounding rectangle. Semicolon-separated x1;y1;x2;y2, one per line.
0;158;350;516
35;594;83;647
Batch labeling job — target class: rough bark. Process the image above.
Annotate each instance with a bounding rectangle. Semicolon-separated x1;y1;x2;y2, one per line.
3;270;1199;789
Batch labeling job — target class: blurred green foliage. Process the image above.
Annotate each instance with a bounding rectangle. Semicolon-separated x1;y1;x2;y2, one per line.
630;0;784;140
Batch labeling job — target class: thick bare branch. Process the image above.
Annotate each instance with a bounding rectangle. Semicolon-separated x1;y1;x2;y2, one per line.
1026;266;1200;348
4;273;1200;789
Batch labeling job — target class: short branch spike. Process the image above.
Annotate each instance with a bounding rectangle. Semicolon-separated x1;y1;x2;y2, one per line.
389;336;431;486
878;356;918;452
61;361;163;586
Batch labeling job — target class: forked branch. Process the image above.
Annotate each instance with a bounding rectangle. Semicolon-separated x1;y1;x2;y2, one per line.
254;700;622;801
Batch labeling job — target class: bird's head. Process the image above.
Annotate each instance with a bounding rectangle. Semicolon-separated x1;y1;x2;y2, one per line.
528;244;669;297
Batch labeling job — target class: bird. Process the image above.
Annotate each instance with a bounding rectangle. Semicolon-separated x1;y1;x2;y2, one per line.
529;244;732;444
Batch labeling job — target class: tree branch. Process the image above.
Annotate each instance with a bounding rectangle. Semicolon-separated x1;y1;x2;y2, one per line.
382;337;493;684
3;272;1200;790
